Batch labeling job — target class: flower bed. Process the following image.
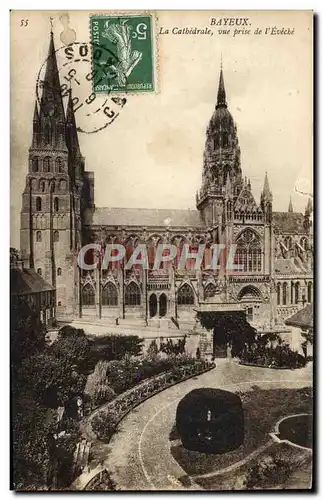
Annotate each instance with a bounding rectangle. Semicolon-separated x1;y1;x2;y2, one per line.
90;359;213;442
239;343;306;369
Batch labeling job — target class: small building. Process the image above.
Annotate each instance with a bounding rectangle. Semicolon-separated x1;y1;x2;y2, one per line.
285;303;313;357
10;259;56;328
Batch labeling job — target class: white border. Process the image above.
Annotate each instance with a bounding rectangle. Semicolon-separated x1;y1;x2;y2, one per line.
3;2;320;499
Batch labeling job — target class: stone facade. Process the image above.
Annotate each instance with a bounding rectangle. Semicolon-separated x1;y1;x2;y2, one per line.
20;33;313;336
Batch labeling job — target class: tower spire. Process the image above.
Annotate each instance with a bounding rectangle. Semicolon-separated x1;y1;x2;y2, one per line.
288;196;293;213
216;63;227;109
66;86;81;156
261;172;272;201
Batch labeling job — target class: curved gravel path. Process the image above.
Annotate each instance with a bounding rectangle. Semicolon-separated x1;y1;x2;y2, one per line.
98;359;312;491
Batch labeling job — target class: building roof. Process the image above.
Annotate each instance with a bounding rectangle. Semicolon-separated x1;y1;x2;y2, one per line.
11;267;55;296
85;207;204;228
274;258;307;275
273;212;306;234
285;304;313;329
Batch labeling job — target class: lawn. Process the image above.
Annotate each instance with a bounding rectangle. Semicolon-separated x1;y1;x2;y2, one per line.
170;386;312;483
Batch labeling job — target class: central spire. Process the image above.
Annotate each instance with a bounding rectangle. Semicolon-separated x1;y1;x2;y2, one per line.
216;63;227;109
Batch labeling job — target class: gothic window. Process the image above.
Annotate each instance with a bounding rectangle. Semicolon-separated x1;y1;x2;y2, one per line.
227;201;233;220
36;231;42;242
102;282;118;306
53;230;59;242
308;282;312;303
125;282;141;306
214;135;220;148
59;180;67;191
295;282;300;304
282;282;288;305
43;156;51;173
36;197;42;211
82;283;95;307
57;267;62;276
178;283;194;305
284;236;292;250
204;283;217;300
32;157;39;172
291;282;294;304
44;123;51;144
300;237;308;251
37;268;42;276
54;197;59;212
39;180;46;192
277;282;281;305
222;133;229;148
56;157;63;173
235;229;262;273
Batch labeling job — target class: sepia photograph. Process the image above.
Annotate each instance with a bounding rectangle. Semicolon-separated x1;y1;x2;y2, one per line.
10;9;313;491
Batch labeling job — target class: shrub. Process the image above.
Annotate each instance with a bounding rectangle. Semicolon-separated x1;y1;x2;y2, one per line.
244;455;292;489
91;409;119;441
240;339;306;369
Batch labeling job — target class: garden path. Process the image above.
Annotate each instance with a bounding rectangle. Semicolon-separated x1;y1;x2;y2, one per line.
100;359;312;491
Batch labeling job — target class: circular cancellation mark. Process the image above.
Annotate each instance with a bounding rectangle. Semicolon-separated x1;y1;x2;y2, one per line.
36;41;127;134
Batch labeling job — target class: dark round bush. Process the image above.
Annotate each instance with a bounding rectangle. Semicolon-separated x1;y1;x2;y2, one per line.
176;388;244;453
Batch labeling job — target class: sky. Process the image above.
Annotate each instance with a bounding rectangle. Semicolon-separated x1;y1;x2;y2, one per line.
10;10;313;249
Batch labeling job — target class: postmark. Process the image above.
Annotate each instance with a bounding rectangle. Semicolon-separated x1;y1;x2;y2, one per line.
90;14;155;93
36;41;127;134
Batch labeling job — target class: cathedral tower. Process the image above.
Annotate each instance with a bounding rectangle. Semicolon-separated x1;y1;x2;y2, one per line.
20;30;85;316
196;65;243;227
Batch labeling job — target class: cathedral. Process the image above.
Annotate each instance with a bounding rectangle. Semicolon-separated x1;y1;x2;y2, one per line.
20;32;313;346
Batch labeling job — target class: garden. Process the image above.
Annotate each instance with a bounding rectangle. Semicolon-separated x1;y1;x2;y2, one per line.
169;386;312;490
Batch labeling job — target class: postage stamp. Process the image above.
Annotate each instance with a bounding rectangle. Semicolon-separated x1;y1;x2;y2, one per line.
90;14;155;93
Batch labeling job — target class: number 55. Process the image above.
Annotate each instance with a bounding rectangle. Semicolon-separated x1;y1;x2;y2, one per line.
20;19;28;27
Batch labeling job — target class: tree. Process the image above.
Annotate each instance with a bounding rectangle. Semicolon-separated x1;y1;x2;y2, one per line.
50;327;94;374
146;339;158;359
20;353;86;408
91;334;144;362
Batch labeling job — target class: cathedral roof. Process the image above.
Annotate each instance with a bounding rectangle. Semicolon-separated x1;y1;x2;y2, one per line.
11;267;55;295
274;258;306;275
85;207;204;228
273;212;306;234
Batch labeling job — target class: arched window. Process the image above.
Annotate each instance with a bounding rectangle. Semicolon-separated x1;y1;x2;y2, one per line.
222;133;228;148
32;157;39;172
54;197;59;212
295;282;300;304
59;180;66;191
235;229;262;273
308;282;312;303
178;283;194;305
300;237;308;251
282;282;288;305
214;135;220;148
284;236;292;250
82;283;95;307
227;201;233;220
125;282;141;306
44;123;51;144
36;231;42;242
39;180;46;192
57;267;62;276
277;283;281;305
53;230;59;242
36;197;42;211
291;282;294;304
56;158;63;173
43;157;51;173
204;283;217;300
37;268;42;276
102;282;118;306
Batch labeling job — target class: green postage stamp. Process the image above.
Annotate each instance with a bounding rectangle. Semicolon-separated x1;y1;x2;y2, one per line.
90;14;155;93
